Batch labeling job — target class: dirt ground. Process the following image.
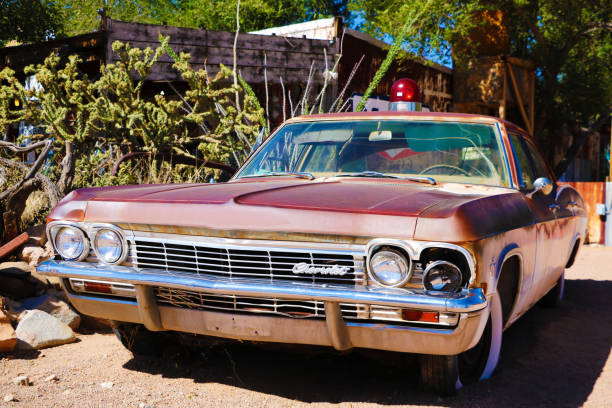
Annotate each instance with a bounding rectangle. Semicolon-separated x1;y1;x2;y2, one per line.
1;245;611;408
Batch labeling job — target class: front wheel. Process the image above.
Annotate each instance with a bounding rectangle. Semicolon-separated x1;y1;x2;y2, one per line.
419;292;503;396
111;322;162;356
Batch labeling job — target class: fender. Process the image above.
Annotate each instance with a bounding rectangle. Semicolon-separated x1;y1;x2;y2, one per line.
494;243;525;329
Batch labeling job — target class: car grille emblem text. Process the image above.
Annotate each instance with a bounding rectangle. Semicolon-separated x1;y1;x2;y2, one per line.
292;262;350;276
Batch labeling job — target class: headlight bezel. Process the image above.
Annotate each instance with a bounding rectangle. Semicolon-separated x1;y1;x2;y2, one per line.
366;240;413;288
48;223;89;261
91;226;128;265
47;221;128;265
366;239;475;290
422;260;463;292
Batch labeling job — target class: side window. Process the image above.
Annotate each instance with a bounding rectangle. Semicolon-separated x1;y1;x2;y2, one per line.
523;140;553;180
509;133;536;189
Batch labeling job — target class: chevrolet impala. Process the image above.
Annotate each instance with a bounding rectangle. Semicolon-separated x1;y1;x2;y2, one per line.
37;80;586;395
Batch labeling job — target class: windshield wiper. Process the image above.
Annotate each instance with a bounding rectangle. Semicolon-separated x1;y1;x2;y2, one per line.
238;171;315;180
336;171;399;179
335;171;436;185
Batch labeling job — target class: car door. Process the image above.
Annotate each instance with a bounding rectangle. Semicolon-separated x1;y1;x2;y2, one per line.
521;138;577;283
508;133;561;305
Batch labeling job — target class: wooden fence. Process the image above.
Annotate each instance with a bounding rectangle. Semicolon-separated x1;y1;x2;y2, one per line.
564;182;606;244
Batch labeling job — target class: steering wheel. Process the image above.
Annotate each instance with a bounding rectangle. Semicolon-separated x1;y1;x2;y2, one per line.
419;164;471;176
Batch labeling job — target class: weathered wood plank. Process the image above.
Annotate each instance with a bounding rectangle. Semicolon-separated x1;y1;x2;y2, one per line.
107;19;336;54
0;232;28;259
146;63;327;85
108;41;334;71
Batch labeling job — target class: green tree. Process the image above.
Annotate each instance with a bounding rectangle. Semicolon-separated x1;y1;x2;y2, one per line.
54;0;350;37
0;0;63;46
56;0;182;37
351;0;612;171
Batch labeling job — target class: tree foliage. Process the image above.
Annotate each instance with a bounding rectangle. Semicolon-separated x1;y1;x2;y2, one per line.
52;0;349;37
0;0;63;46
352;0;612;148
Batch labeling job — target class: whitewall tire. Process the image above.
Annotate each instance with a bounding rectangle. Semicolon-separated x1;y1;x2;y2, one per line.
419;291;503;395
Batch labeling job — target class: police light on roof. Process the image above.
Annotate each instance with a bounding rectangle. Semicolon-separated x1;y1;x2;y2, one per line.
389;78;422;112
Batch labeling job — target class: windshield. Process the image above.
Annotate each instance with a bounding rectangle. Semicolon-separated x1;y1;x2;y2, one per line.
236;120;509;187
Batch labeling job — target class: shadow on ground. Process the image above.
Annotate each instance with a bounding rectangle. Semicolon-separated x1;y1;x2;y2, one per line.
123;278;612;407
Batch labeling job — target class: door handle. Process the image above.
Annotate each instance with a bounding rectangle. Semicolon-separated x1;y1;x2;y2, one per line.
567;201;578;208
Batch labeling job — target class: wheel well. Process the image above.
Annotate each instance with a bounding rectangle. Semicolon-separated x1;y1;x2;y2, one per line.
497;256;520;327
565;239;580;268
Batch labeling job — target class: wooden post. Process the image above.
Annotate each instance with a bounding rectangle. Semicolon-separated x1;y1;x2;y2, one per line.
499;63;507;119
507;61;533;135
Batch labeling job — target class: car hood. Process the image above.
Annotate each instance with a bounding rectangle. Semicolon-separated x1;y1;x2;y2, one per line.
49;178;531;243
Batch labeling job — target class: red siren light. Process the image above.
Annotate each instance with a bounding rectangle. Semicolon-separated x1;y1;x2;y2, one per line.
389;78;422;112
390;78;421;102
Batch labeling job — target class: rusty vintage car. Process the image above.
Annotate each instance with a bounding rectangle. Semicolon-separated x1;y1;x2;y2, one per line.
37;81;586;395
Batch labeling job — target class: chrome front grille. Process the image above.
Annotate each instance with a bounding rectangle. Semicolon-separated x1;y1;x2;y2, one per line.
156;287;361;319
132;239;365;286
155;287;454;325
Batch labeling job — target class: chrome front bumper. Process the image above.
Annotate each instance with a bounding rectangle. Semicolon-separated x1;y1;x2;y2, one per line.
38;260;489;355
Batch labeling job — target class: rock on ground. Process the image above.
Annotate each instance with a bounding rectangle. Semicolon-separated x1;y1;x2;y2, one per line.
17;294;80;330
0;309;17;352
12;376;31;386
15;310;76;350
19;241;54;267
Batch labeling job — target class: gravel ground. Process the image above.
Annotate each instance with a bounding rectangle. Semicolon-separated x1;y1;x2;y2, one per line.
1;245;611;408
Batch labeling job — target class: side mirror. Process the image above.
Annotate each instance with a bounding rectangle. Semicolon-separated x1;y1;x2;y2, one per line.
528;177;553;198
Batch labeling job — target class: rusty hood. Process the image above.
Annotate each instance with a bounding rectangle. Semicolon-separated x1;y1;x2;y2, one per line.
48;178;531;243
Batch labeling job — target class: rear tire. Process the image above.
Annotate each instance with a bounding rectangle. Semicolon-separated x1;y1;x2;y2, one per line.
419;292;503;396
540;271;565;308
111;322;161;356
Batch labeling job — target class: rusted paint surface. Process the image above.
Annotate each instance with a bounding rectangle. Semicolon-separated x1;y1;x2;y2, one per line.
561;182;605;244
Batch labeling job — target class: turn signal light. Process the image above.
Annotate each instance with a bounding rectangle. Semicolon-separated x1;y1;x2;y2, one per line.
401;310;439;323
84;281;112;293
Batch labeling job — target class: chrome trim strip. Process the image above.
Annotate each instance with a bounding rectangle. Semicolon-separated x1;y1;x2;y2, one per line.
38;260;486;313
131;230;366;255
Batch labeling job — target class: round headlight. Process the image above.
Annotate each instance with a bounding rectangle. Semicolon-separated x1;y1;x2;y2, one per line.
423;260;463;292
369;249;411;287
55;227;86;261
94;229;124;264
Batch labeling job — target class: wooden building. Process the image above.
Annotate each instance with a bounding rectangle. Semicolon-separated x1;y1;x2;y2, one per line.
0;16;453;126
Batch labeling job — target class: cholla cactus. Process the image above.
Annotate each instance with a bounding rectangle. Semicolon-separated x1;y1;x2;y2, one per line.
0;37;265;190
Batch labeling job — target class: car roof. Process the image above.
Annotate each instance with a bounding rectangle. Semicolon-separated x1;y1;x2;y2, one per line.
287;111;530;137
